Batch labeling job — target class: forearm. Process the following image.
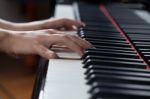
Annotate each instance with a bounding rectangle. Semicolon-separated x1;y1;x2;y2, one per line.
0;18;45;31
11;21;45;31
0;18;83;31
0;29;11;52
0;19;16;30
0;28;11;37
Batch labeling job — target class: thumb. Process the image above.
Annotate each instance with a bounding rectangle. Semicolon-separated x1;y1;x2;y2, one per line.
35;45;58;59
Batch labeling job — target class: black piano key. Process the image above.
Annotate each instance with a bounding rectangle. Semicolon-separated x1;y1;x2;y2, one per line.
125;29;150;34
82;27;118;32
85;39;128;46
80;33;124;39
84;59;146;69
85;22;114;28
90;82;150;93
80;34;125;41
87;74;150;85
83;22;111;26
80;31;122;37
140;48;150;51
90;87;150;99
142;52;150;56
94;45;134;51
121;24;150;29
84;38;127;47
126;38;150;42
116;17;147;22
83;55;143;65
81;18;111;23
79;32;124;38
90;82;150;99
143;54;150;59
94;45;133;49
128;36;150;40
134;41;150;45
83;38;127;44
79;14;107;18
89;41;130;47
83;37;126;42
125;28;150;31
85;25;116;30
128;33;150;37
136;45;150;49
127;32;150;35
88;45;134;51
115;20;147;25
86;48;136;54
83;50;139;60
86;69;150;80
86;65;149;75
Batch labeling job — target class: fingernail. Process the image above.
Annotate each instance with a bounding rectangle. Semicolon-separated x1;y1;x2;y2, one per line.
92;46;96;49
79;50;84;56
72;25;78;30
46;51;58;59
82;22;86;27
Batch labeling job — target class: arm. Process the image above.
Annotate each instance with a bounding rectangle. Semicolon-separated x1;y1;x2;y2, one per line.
0;18;84;31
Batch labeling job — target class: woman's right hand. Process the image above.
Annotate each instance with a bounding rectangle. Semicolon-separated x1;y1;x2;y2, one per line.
0;29;93;59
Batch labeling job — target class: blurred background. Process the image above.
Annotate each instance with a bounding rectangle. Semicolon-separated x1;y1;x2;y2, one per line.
0;0;53;99
0;0;53;22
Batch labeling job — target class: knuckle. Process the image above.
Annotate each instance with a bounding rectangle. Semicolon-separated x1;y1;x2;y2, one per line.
50;52;57;58
62;18;68;21
35;35;43;40
62;18;70;24
47;29;55;33
60;34;69;40
32;44;38;52
72;35;78;38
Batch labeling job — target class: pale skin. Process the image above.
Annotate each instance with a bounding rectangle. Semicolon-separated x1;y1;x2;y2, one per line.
0;18;93;59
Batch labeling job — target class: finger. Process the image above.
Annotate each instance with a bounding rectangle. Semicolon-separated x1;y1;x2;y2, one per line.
62;19;85;30
59;35;84;56
68;35;93;49
42;34;84;56
34;45;58;59
66;19;85;27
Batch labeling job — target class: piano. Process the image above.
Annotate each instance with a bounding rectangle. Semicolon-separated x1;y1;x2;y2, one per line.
32;0;150;99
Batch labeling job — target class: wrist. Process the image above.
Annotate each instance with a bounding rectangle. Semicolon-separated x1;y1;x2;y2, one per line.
0;29;12;38
0;30;12;52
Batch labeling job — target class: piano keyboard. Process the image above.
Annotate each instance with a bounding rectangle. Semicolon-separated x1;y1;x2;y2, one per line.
33;2;150;99
74;2;150;99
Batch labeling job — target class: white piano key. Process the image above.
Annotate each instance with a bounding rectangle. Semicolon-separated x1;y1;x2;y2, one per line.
51;46;81;59
57;52;81;59
38;4;90;99
43;59;90;99
134;10;150;24
55;4;75;19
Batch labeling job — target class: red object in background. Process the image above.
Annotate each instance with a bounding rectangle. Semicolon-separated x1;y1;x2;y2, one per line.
26;0;37;21
24;0;39;70
24;55;39;72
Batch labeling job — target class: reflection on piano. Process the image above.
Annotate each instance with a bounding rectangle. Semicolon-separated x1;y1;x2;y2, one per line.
32;1;150;99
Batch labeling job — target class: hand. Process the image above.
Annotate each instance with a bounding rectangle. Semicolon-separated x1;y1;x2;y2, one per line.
11;18;85;31
0;29;92;59
42;18;85;30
